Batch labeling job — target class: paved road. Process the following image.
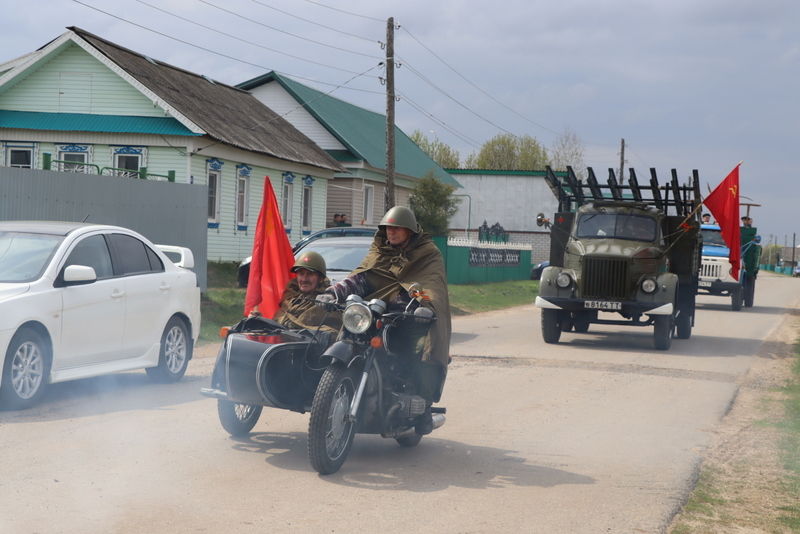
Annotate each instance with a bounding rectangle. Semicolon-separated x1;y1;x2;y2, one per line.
1;272;797;533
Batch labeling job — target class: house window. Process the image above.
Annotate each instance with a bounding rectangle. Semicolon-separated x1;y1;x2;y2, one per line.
235;164;250;229
363;184;374;225
7;147;33;168
302;185;312;232
112;146;145;178
282;182;293;227
59;152;87;173
207;170;220;224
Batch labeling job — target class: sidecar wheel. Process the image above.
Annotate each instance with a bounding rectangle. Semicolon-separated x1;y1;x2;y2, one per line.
217;400;262;436
396;433;422;447
308;364;357;475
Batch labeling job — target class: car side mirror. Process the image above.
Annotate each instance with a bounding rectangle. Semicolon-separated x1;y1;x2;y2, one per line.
63;264;97;285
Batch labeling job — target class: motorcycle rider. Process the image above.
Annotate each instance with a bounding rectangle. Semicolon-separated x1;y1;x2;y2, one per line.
251;251;342;336
318;205;451;435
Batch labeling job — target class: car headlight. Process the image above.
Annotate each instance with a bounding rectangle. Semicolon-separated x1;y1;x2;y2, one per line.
556;272;572;288
641;278;657;294
343;302;372;334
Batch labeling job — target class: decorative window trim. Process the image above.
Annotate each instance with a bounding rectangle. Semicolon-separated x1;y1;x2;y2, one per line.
363;183;375;225
283;171;295;184
206;157;224;171
110;146;146;177
303;175;315;186
57;144;92;173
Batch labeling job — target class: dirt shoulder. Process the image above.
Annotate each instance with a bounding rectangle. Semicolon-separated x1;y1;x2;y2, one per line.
668;310;800;533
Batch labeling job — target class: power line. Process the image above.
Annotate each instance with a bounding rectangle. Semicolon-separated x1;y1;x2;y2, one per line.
249;0;378;43
71;0;383;96
301;0;384;22
400;59;516;137
134;0;378;77
400;25;561;137
398;92;480;148
196;0;381;60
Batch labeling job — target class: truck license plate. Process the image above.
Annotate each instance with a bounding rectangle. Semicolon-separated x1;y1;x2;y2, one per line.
584;300;621;310
698;280;712;287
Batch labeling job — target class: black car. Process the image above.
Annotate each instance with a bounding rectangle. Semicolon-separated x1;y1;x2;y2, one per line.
238;227;376;287
530;260;550;281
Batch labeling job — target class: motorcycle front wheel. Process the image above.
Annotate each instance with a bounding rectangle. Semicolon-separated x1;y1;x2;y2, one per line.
308;363;358;475
217;400;262;436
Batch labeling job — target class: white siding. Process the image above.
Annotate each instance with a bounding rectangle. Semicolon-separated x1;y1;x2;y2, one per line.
249;83;347;150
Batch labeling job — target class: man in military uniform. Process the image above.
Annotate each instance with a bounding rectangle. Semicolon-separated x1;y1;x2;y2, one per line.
319;205;451;434
251;251;342;336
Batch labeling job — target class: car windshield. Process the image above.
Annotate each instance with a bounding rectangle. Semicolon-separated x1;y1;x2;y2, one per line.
701;229;726;246
576;213;657;241
300;242;370;272
0;231;64;282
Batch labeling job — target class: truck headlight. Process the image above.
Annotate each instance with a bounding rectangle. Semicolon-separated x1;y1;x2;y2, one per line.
641;278;657;294
343;302;372;333
556;272;573;288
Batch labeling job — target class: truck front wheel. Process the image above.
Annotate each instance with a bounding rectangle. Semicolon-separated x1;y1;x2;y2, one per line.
675;309;692;339
541;309;561;344
731;286;743;311
653;315;673;350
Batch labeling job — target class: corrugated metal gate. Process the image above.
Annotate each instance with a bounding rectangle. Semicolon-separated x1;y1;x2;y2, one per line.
0;167;208;289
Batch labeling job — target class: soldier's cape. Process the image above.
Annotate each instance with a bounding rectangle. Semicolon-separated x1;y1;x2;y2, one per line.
351;226;451;368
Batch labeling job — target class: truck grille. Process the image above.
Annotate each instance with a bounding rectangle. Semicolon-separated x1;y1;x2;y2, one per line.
582;257;630;299
700;262;722;279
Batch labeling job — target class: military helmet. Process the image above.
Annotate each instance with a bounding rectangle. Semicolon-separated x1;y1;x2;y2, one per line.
379;205;419;233
291;251;326;277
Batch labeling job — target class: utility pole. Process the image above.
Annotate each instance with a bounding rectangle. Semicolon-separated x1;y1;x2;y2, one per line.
384;16;396;211
618;138;626;183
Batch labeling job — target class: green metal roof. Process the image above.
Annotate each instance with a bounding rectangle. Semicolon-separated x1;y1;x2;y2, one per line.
238;72;460;188
0;110;202;136
446;168;566;177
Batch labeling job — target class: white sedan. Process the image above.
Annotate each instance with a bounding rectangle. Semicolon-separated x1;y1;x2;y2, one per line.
0;221;201;409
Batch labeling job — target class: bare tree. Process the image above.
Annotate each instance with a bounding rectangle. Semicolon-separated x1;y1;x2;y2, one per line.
549;128;586;179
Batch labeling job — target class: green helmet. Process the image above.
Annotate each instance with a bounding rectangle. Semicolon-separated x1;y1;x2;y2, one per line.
292;251;326;277
379;205;419;233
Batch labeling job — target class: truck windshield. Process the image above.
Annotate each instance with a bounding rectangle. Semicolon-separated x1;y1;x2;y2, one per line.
701;229;726;246
576;213;657;241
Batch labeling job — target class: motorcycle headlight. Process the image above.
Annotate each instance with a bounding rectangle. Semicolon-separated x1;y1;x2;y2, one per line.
641;278;657;294
343;302;372;334
556;272;572;288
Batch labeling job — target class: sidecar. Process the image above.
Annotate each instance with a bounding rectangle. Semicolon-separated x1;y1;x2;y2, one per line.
200;316;331;435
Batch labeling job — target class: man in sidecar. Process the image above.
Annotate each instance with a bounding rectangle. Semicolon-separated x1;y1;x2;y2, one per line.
250;251;342;338
317;205;451;435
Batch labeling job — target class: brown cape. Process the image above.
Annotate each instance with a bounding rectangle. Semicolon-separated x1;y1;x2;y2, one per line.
351;227;451;368
273;277;342;334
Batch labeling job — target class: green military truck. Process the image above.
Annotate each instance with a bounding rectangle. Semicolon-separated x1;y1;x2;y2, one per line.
534;166;702;350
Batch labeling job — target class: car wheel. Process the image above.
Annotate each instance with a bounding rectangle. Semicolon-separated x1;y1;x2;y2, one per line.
147;317;191;383
1;328;50;410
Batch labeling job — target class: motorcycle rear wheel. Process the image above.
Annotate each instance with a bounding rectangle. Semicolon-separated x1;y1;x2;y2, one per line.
308;363;358;475
217;400;262;436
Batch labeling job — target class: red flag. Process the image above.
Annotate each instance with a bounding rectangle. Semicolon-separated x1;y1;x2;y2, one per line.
244;178;295;318
703;163;741;280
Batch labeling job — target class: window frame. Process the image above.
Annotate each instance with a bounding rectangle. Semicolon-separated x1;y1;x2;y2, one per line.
235;164;250;230
282;182;293;228
362;184;374;225
302;185;313;232
7;146;33;169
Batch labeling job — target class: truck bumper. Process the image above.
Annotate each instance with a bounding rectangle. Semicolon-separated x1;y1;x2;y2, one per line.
534;296;673;315
697;279;739;295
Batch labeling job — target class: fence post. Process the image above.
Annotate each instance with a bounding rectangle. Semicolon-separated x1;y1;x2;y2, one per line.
167;170;175;182
139;167;147;180
43;153;52;170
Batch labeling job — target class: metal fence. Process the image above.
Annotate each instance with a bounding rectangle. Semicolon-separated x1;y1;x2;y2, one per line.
0;167;208;289
434;236;532;284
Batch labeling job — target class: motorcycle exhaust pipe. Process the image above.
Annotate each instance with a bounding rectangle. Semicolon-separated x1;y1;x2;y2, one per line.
393;413;446;439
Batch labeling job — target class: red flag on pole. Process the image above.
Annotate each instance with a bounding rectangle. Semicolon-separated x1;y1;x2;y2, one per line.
244;178;295;318
703;163;741;281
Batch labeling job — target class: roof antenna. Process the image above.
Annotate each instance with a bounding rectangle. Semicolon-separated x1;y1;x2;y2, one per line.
82;214;91;222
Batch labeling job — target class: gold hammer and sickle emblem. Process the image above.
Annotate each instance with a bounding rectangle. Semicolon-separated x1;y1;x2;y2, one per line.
729;184;737;196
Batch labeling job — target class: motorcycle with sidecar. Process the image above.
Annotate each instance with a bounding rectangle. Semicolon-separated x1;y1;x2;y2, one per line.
201;289;446;475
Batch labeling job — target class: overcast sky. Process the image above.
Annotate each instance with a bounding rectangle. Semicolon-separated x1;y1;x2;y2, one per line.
2;0;798;248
